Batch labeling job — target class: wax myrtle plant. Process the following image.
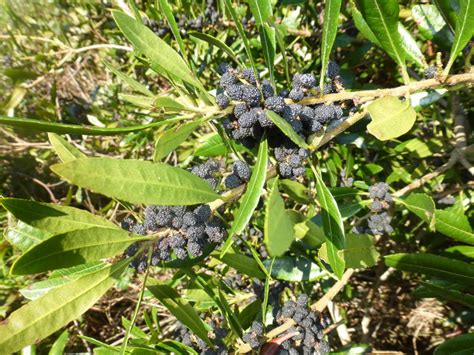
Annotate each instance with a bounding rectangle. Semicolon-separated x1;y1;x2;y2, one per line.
0;0;473;353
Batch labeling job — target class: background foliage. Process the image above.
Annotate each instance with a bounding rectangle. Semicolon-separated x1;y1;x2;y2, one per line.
0;0;473;354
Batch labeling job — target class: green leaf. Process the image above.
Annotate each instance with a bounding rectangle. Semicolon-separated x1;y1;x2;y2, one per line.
315;171;345;278
266;110;308;149
48;133;86;163
385;253;474;285
112;11;203;91
154;97;194;112
212;250;266;279
262;256;328;282
51;158;220;205
264;178;295;256
119;93;155;109
444;0;474;75
0;259;128;354
434;0;460;30
260;24;276;84
421;282;474;309
435;209;474;245
194;133;227;157
154;121;202;161
20;262;107;300
350;1;380;45
247;0;272;26
4;220;53;251
355;0;407;75
398;23;426;67
103;61;154;97
224;0;257;73
238;300;262;330
155;340;198;354
412;5;454;49
158;0;188;65
221;139;268;256
399;193;436;227
280;179;311;204
319;234;379;269
320;0;342;91
446;245;474;258
147;284;212;347
11;227;147;275
49;330;69;355
434;333;474;355
0;116;167;136
294;217;326;247
189;32;239;65
1;198;117;235
367;97;417;141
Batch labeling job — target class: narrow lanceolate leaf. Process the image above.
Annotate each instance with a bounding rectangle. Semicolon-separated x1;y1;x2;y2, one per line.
147;284;212;347
355;0;406;76
48;133;86;163
212;250;266;279
263;256;328;282
266;111;308;149
112;11;202;90
367;97;417;141
320;0;342;91
444;0;474;75
398;23;426;67
260;24;276;83
194;133;227;157
319;233;379;269
11;227;147;275
224;0;257;73
0;259;128;354
385;253;474;285
189;32;239;65
1;198;117;234
4;220;53;251
154;121;202;161
49;330;69;355
434;334;474;355
399;193;436;228
315;171;345;279
0;116;166;136
103;61;154;97
221;139;268;257
51;158;220;205
421;282;474;309
158;0;188;65
435;209;474;245
247;0;272;26
20;262;107;300
264;178;295;256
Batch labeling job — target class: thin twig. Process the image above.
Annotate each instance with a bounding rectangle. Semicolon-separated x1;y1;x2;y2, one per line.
298;72;474;105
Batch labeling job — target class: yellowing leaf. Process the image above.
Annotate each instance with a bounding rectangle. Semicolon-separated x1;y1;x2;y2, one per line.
367;96;416;140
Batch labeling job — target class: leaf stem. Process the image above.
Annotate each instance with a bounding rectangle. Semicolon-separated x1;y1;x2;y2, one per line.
120;248;152;354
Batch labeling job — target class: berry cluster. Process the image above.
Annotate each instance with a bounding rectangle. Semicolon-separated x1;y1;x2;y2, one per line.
233;226;269;258
242;321;264;350
143;0;219;37
216;63;344;180
275;144;309;180
424;65;437;79
174;319;228;354
367;182;393;235
223;160;251;189
122;202;226;271
275;294;330;354
190;159;221;189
